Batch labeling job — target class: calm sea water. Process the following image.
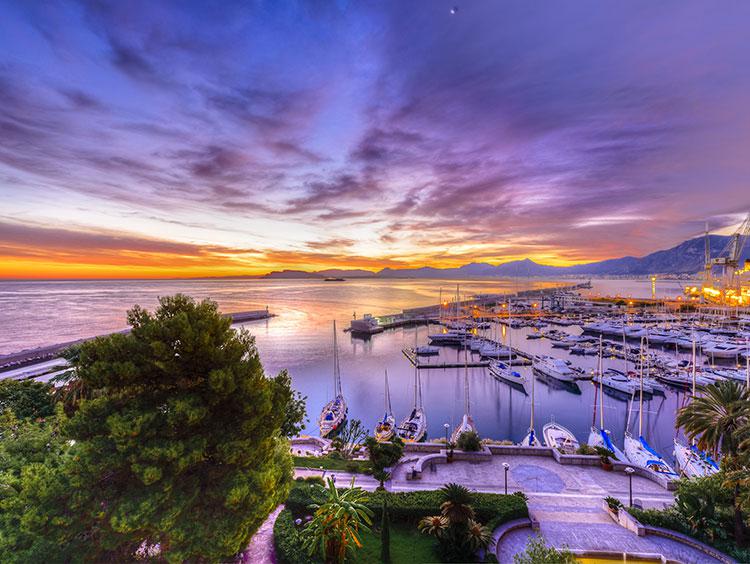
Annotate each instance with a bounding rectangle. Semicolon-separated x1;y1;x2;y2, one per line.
0;277;691;462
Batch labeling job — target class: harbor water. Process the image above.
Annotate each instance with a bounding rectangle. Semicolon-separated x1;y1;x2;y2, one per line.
0;277;694;463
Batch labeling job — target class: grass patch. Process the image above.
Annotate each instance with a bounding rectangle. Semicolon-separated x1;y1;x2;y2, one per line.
292;455;371;473
352;523;437;564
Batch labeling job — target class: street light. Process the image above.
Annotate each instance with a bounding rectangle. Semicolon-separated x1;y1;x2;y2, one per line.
503;463;510;495
625;467;635;507
444;423;450;445
320;465;325;478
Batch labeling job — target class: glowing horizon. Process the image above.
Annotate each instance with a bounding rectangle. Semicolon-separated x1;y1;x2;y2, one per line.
2;2;750;279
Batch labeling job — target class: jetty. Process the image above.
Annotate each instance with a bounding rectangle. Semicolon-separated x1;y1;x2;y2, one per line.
347;282;590;336
1;308;275;373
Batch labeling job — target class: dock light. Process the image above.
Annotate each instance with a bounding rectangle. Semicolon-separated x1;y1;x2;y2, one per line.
444;423;450;445
503;463;510;494
625;467;635;507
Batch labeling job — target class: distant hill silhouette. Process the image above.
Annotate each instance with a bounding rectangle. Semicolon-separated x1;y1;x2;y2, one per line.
263;235;750;278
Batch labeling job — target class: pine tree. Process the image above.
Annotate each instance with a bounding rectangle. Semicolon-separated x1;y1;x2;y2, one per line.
5;295;299;562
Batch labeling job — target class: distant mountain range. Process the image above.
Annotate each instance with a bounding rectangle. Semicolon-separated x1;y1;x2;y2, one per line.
263;235;750;279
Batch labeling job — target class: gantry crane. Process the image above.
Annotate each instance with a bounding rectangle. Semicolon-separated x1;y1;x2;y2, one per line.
710;212;750;294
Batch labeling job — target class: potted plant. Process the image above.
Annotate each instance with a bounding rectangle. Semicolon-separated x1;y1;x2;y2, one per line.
594;446;615;471
604;496;623;515
447;441;456;463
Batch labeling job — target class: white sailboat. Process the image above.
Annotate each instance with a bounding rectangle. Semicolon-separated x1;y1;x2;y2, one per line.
396;364;427;443
624;338;677;477
674;339;720;478
318;320;347;438
588;335;626;460
375;369;396;442
451;346;477;443
520;350;540;446
543;419;580;454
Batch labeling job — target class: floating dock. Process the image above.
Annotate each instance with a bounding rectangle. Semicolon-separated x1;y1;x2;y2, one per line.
401;348;532;369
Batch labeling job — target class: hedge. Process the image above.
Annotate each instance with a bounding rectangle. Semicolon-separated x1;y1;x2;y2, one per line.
273;508;321;564
629;507;750;563
285;484;528;528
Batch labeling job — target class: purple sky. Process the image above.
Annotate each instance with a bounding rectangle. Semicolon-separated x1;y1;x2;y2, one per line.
1;1;750;277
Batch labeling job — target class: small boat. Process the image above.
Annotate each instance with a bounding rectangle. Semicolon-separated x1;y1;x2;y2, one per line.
452;347;478;443
396;365;427;443
624;360;678;477
673;439;719;478
588;426;626;461
319;321;347;438
703;342;744;359
521;352;540;446
415;345;440;356
479;342;513;358
533;356;579;382
488;360;525;386
624;433;677;477
588;336;625;461
374;370;395;442
543;420;579;454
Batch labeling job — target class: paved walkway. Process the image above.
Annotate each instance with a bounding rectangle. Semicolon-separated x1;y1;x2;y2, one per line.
237;505;283;564
389;455;674;508
498;496;724;564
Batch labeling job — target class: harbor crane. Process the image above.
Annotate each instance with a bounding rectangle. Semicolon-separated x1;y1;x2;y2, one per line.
709;212;750;296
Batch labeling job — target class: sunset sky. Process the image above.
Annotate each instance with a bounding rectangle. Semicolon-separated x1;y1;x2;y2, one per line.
1;1;750;279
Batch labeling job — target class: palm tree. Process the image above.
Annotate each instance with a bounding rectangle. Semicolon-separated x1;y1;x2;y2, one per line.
676;380;750;457
676;380;750;544
418;515;448;537
439;483;475;524
465;519;494;553
301;476;373;564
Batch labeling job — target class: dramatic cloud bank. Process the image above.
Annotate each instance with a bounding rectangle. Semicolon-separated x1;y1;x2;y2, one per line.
1;1;749;277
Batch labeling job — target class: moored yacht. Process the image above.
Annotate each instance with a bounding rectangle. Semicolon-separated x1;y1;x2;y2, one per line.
533;355;579;382
673;439;719;478
319;321;347;438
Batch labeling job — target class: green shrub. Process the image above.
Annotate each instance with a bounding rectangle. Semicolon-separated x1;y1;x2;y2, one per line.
345;460;360;473
457;431;482;452
284;484;528;528
575;443;597;455
273;509;321;564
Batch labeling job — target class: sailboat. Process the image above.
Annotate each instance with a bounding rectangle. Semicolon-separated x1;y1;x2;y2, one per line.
451;345;477;443
396;363;427;443
318;320;347;437
488;298;526;388
588;335;626;460
375;369;396;442
674;337;719;478
543;418;580;454
520;348;540;446
624;337;677;477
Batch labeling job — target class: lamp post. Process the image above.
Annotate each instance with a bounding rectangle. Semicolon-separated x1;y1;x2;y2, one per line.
320;465;325;478
444;423;450;445
625;467;635;507
503;462;510;495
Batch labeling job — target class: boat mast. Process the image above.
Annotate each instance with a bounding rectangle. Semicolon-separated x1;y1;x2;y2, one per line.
333;320;341;397
464;343;470;416
639;336;644;437
385;369;392;414
508;298;512;366
598;335;604;430
691;336;697;398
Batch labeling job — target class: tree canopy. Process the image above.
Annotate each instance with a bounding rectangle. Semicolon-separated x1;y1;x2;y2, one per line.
0;294;302;562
